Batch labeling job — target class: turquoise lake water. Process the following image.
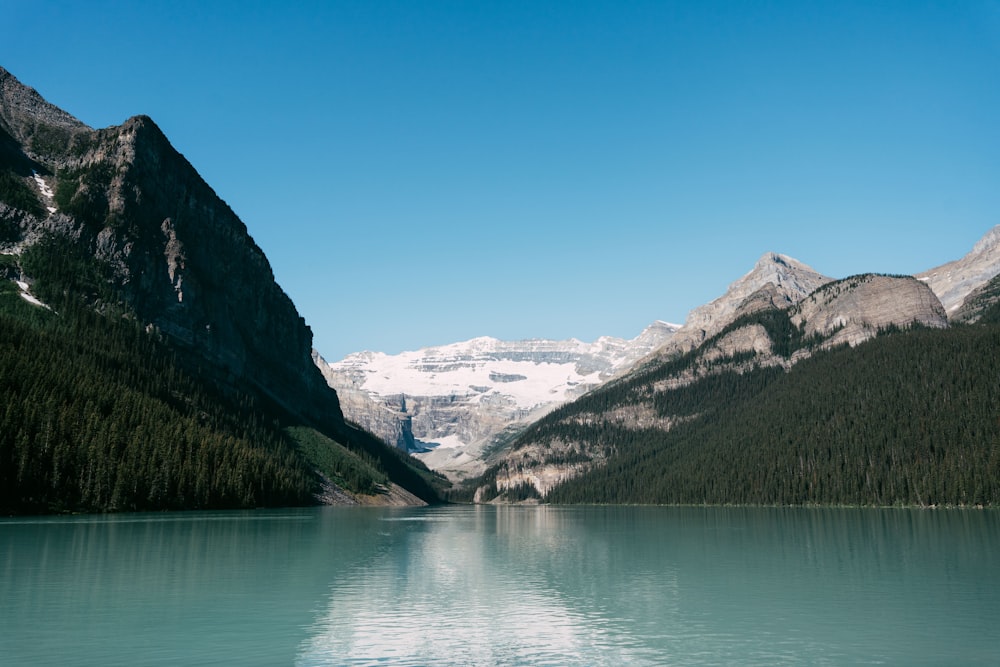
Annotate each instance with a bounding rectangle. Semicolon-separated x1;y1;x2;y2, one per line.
1;505;997;665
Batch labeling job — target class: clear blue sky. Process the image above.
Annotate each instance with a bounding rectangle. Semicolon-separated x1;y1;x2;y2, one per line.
4;1;999;360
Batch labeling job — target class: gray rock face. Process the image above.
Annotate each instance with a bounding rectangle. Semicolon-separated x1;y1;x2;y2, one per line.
660;252;832;356
699;323;773;364
315;322;679;481
313;350;416;451
917;226;1000;316
0;65;341;426
791;274;948;347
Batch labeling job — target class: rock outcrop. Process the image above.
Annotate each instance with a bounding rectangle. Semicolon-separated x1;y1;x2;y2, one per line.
917;225;1000;316
952;273;1000;324
791;274;947;347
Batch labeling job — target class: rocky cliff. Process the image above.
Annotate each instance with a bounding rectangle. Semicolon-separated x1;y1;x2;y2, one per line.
0;66;340;426
790;274;947;347
917;225;1000;317
952;273;1000;324
314;349;417;451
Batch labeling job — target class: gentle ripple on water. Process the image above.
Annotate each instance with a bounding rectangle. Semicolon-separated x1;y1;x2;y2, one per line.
2;505;998;666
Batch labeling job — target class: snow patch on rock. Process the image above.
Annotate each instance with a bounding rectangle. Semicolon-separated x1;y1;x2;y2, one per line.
31;171;57;214
15;280;50;309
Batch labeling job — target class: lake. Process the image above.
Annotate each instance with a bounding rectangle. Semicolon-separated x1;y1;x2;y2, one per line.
1;505;997;665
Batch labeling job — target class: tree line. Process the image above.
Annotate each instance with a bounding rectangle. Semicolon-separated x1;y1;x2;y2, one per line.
0;238;446;513
544;321;1000;507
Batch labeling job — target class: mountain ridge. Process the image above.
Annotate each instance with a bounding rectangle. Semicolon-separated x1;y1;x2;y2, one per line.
0;67;334;427
653;252;833;359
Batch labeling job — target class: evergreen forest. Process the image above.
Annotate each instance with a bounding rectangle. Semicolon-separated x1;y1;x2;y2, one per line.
539;319;1000;507
0;239;444;514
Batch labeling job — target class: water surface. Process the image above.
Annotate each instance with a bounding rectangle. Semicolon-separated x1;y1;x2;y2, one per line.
1;505;996;665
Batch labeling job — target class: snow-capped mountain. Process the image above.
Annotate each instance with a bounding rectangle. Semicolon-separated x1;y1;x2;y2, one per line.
315;321;679;480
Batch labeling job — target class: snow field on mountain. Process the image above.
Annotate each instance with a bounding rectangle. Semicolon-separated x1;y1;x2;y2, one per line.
321;324;681;476
348;352;604;411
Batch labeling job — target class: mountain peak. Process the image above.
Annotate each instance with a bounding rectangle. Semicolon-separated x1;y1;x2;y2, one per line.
754;251;796;268
0;64;342;429
661;252;832;354
748;252;817;283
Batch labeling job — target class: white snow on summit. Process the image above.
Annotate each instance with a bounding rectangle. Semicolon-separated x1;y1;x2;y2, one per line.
318;322;679;479
336;339;614;411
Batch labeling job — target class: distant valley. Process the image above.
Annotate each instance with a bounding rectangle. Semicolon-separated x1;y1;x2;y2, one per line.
314;321;679;481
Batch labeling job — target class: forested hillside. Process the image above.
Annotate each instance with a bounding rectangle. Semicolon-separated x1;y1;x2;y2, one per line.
0;241;444;513
0;65;446;512
541;321;999;507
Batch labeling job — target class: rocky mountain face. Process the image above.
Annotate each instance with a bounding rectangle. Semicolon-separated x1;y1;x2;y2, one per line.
314;349;417;451
0;66;340;427
952;272;1000;324
0;66;449;507
657;252;833;357
315;322;679;481
790;274;947;346
0;67;90;168
661;275;948;380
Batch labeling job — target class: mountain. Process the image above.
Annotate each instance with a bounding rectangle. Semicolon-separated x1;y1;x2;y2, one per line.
470;232;993;504
315;321;680;481
658;252;833;357
1;67;326;418
0;66;441;512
